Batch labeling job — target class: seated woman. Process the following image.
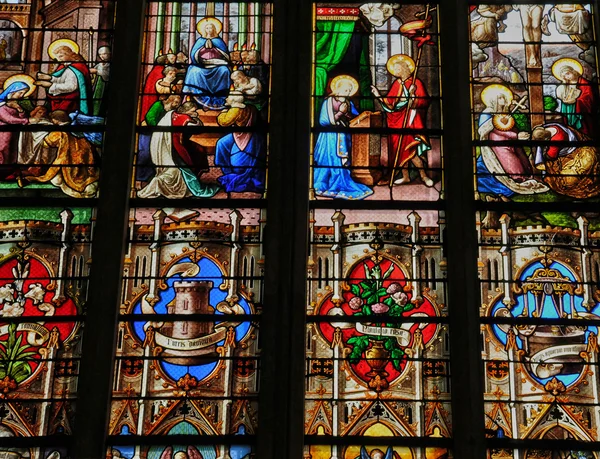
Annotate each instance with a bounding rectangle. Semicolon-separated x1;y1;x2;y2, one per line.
0;78;31;180
215;94;266;193
313;75;373;200
183;18;231;110
476;84;547;198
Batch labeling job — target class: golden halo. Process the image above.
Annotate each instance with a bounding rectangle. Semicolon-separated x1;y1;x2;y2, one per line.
196;17;223;37
386;54;415;77
480;84;513;108
330;75;359;96
552;58;584;81
3;74;35;98
48;38;79;60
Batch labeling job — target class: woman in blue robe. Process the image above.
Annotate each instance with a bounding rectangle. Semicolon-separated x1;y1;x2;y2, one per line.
183;20;231;110
215;102;266;193
313;77;373;200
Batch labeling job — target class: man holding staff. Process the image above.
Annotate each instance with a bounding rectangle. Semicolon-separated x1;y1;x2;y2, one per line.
371;53;433;187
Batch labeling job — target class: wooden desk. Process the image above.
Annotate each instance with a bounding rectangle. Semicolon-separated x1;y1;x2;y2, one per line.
349;111;383;185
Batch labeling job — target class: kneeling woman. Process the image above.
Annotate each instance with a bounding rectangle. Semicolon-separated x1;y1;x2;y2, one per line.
313;75;373;200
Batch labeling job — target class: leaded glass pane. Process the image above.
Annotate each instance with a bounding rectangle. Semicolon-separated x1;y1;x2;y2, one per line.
0;207;93;444
0;0;115;198
310;3;443;201
133;2;272;200
469;3;600;202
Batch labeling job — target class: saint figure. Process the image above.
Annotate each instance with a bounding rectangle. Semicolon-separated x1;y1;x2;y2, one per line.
371;54;433;186
35;39;92;115
475;84;545;198
90;46;111;116
137;101;219;198
140;51;177;121
313;75;373;200
183;18;231;109
553;58;598;137
0;77;31;180
215;94;266;193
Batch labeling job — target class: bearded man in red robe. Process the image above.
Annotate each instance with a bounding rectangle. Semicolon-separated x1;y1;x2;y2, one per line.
371;54;433;187
35;43;92;115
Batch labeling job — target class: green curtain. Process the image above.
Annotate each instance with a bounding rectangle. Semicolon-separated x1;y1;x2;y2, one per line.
359;33;374;111
314;20;355;104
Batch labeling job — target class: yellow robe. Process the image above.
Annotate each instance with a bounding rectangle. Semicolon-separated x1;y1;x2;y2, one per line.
27;131;99;197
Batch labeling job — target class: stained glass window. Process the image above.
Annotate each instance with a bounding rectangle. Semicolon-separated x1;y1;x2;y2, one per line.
133;2;272;200
311;3;442;201
469;3;600;458
469;3;599;203
0;207;93;455
307;3;451;458
0;0;115;198
1;0;599;458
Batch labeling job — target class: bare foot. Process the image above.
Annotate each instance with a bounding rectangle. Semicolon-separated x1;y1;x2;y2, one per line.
422;177;434;187
394;177;411;185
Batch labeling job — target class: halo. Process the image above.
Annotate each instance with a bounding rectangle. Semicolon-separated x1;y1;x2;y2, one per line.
330;75;359;96
196;17;223;37
552;58;584;81
480;84;513;108
386;54;415;77
48;38;79;60
3;74;35;98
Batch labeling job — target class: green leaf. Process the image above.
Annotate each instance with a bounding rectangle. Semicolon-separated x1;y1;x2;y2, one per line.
383;338;396;351
361;290;372;299
384;297;395;307
367;294;378;305
382;264;395;279
364;263;371;280
360;281;371;290
353;312;364;317
377;287;387;296
391;349;405;370
351;284;360;296
364;305;373;316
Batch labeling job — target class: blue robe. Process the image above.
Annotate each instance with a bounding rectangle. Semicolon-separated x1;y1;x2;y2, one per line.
476;112;515;197
313;97;373;200
215;133;266;193
183;36;231;109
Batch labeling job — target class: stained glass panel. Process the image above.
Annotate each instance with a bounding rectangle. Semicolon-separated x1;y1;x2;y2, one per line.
108;444;255;459
0;1;115;198
111;208;262;446
310;3;443;201
478;211;600;444
469;3;600;203
133;2;272;200
306;209;450;454
306;446;451;459
0;207;93;444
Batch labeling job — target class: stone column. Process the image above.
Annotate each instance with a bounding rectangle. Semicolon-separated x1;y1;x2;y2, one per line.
412;329;424;459
331;211;345;304
505;328;521;457
145;209;166;305
37;327;60;436
578;216;594;309
218;327;237;459
330;328;343;459
53;209;73;304
228;210;242;301
408;212;423;302
499;214;513;307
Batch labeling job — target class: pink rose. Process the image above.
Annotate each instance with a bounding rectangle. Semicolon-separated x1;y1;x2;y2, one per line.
371;302;389;314
349;296;363;310
386;283;402;294
392;292;408;306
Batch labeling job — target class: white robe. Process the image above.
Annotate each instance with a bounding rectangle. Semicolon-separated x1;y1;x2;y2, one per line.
137;111;190;198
